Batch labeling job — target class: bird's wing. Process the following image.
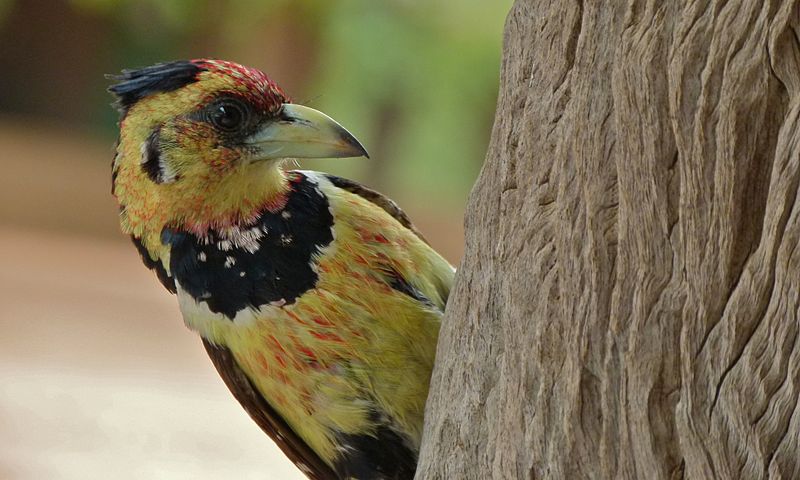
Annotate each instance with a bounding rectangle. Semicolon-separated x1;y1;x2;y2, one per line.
323;174;430;246
202;340;338;480
323;173;453;308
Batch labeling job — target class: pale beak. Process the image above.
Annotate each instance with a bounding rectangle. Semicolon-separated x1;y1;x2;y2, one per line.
246;104;369;160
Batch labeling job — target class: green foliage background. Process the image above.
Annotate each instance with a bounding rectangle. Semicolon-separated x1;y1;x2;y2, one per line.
0;0;510;206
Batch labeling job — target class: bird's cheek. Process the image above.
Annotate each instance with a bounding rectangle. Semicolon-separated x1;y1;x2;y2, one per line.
203;147;243;174
172;131;240;175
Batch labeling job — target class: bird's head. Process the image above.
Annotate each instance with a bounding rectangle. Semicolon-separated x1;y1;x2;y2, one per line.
109;59;366;253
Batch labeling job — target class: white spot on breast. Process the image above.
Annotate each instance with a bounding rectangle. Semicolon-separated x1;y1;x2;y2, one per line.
280;233;293;246
224;256;236;268
239;271;246;277
197;252;207;262
281;210;292;219
216;225;264;253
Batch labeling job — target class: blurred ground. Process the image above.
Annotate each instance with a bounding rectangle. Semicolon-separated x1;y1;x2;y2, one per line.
0;118;465;479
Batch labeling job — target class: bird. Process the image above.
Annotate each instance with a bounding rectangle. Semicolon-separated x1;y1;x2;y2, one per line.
108;59;454;480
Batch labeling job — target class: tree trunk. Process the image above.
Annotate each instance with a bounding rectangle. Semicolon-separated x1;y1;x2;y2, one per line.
416;1;800;479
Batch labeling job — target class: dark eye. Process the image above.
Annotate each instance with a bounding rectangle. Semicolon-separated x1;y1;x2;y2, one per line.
208;99;249;132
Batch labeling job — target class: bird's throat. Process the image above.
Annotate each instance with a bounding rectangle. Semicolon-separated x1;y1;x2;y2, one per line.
177;163;292;238
117;160;291;265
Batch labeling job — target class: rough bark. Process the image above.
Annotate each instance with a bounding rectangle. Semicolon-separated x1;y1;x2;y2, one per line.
417;1;800;479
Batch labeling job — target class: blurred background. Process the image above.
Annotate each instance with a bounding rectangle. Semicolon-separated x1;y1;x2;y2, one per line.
0;0;510;478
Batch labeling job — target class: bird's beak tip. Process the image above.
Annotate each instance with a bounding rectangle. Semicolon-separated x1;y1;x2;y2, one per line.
342;131;370;159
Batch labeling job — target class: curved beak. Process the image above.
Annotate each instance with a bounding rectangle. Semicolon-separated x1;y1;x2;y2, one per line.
245;104;369;160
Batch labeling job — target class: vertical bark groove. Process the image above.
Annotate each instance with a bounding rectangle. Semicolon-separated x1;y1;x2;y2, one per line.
417;1;800;478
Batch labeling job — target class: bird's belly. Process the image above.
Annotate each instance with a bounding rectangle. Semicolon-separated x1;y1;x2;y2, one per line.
177;268;439;464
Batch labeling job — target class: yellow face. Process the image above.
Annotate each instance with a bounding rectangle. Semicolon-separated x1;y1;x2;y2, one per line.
110;60;366;250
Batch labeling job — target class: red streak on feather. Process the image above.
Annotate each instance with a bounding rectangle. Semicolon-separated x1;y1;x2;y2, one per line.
297;346;318;362
269;334;287;354
349;329;365;339
310;331;344;343
285;309;310;326
274;353;287;368
256;352;270;372
312;316;334;327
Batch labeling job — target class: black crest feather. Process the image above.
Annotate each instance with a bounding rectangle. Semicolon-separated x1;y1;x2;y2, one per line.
107;60;205;114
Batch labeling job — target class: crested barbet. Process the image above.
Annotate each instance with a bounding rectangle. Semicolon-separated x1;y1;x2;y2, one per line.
108;59;454;480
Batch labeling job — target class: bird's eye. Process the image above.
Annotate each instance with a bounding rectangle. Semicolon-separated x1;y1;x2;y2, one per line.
209;99;249;132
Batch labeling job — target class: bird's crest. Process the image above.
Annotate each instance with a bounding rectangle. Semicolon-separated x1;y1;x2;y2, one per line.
107;60;206;114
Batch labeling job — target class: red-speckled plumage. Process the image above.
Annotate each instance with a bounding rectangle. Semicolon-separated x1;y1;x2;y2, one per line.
110;59;455;480
195;58;289;113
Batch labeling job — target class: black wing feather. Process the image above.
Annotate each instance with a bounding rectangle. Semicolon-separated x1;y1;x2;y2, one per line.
324;174;451;307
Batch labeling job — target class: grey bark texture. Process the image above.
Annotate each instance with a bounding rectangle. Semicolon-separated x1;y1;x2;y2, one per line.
416;1;800;479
